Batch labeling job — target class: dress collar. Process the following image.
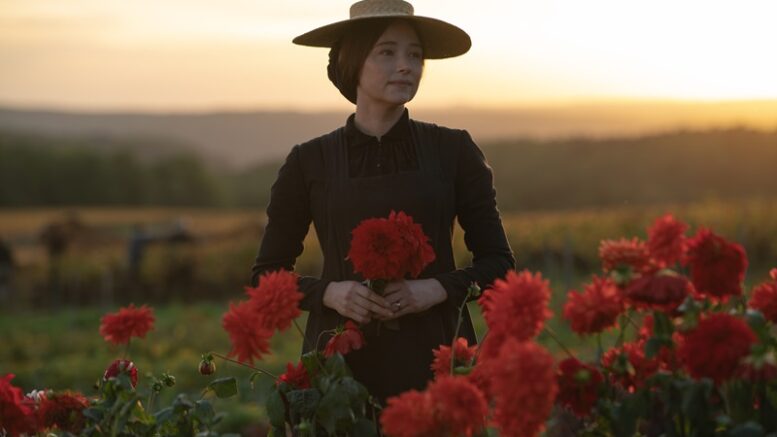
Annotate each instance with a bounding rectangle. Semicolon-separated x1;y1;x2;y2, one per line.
345;109;411;145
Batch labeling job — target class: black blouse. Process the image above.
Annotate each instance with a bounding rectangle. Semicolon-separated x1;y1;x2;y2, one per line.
251;109;514;313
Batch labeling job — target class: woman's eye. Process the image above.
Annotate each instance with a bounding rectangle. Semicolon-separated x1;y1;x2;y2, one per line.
410;52;422;59
379;49;394;56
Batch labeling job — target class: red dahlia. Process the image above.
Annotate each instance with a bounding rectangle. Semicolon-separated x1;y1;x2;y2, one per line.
38;391;89;434
0;374;37;436
99;304;155;346
348;210;435;280
324;320;365;357
278;361;311;389
647;214;688;267
489;339;557;437
103;359;138;388
381;390;439;437
599;237;651;273
431;337;478;378
246;269;303;332
427;376;488;437
222;301;272;364
479;270;552;342
601;341;660;392
749;273;777;323
679;313;757;384
624;272;692;312
563;275;623;335
556;357;603;418
686;229;748;300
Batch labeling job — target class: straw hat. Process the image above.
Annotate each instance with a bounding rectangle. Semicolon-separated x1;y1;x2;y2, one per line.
292;0;471;59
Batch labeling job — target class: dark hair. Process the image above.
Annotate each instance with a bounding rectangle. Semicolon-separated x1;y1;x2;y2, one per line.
327;18;424;104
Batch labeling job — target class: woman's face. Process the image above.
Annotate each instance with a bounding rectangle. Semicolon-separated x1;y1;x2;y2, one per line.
356;20;424;109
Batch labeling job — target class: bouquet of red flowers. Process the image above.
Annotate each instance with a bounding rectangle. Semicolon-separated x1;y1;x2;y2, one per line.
348;210;435;292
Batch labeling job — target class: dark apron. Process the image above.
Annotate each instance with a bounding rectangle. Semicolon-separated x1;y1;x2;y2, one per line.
303;122;476;403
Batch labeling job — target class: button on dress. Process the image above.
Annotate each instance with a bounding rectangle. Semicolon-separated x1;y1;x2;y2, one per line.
251;109;514;403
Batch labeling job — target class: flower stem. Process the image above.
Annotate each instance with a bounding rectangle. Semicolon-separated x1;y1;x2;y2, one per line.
543;326;576;360
210;352;277;379
147;391;156;413
450;286;475;374
123;339;131;360
292;319;306;342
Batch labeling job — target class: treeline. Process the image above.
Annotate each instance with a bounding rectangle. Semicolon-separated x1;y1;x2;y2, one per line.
3;127;777;210
0;130;276;208
485;127;777;211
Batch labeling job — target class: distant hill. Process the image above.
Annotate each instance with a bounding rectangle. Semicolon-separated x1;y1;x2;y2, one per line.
2;124;776;211
2;100;777;167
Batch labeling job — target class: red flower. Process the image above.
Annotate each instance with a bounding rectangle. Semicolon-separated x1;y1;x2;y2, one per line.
599;237;651;273
479;270;552;342
563;275;623;335
0;374;37;436
624;272;692;312
246;269;303;332
324;320;365;357
222;301;272;364
601;341;660;392
679;313;756;384
381;390;439;437
431;337;478;378
278;361;311;389
647;214;688;267
489;339;557;437
749;274;777;323
99;304;155;346
103;359;138;388
556;357;603;418
686;229;748;300
38;391;89;434
348;210;435;280
427;376;488;437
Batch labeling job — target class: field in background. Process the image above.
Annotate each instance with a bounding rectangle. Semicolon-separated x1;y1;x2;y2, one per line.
1;197;775;309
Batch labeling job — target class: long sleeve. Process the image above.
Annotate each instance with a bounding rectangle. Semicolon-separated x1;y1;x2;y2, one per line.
435;130;515;306
250;145;329;312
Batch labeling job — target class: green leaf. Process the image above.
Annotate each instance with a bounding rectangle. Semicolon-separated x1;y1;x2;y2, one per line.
302;351;322;376
206;376;239;399
286;388;322;420
154;406;175;424
324;353;349;378
352;417;378;437
611;391;646;437
316;389;351;435
728;421;765;437
266;388;287;429
194;399;216;423
82;407;103;422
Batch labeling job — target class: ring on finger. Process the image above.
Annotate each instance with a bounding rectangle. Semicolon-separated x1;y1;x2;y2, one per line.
393;301;402;310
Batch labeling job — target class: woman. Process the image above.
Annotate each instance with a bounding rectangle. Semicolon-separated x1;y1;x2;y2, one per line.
251;0;514;403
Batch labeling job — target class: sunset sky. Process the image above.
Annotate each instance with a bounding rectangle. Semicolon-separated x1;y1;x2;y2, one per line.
2;0;777;112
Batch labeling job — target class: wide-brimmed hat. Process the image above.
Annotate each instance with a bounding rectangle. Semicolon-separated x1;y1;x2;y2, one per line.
292;0;471;59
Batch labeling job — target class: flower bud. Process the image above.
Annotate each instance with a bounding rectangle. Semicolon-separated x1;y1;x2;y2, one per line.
152;381;163;392
199;359;216;376
162;373;176;387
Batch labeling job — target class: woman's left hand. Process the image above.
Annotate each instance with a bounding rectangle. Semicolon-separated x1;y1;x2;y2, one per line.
377;279;447;320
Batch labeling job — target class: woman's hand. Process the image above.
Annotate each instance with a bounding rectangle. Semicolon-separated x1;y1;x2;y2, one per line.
379;279;448;320
323;280;394;324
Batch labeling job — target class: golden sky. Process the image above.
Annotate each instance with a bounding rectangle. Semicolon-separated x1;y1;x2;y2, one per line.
1;0;776;111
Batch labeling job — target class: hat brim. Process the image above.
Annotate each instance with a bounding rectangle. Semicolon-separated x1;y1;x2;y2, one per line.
292;15;471;59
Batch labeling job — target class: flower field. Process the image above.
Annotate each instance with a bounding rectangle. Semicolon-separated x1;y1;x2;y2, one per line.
2;199;777;435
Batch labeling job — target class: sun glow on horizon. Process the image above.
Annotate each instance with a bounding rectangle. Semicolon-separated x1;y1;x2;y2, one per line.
1;0;776;111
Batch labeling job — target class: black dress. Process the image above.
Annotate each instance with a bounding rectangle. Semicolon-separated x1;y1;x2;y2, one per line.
251;109;514;402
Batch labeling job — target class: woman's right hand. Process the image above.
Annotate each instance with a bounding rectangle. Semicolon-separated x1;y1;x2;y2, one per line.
322;281;394;324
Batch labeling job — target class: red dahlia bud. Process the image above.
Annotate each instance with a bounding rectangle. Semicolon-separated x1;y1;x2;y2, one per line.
103;359;138;388
199;359;216;376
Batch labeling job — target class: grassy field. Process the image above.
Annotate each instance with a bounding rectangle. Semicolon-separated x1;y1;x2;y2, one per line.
1;291;610;434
